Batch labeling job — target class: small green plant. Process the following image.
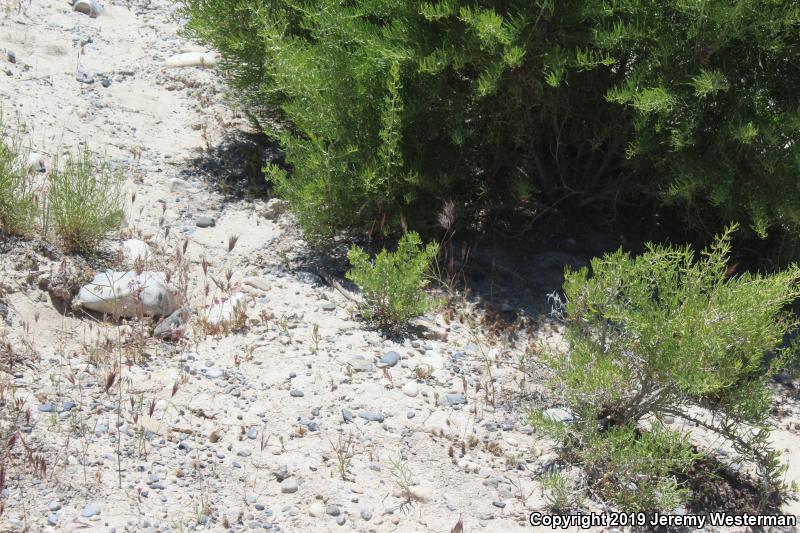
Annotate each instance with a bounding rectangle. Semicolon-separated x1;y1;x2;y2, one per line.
48;147;123;252
540;471;585;513
0;120;37;236
346;232;441;332
534;225;800;511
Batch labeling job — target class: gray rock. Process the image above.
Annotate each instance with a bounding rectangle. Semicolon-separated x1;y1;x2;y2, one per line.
358;411;385;423
377;351;400;368
48;501;61;512
280;478;298;494
195;215;216;228
75;69;95;84
47;514;58;526
73;0;102;17
326;505;340;516
441;393;466;406
336;515;345;526
290;389;304;397
247;428;258;439
7;50;16;64
341;409;353;423
360;509;372;521
81;503;101;518
493;500;506;508
39;402;54;413
321;303;336;311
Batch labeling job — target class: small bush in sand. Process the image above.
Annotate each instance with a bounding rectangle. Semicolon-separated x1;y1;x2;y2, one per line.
48;147;123;253
346;231;441;333
533;225;800;511
0;120;37;236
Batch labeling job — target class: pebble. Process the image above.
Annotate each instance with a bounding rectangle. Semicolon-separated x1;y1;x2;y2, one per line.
401;382;419;397
39;402;54;413
358;411;385;423
326;504;340;516
309;502;324;517
196;215;216;228
360;509;372;521
341;409;353;423
493;500;506;509
442;393;466;406
542;407;574;423
290;389;304;397
377;351;400;368
48;501;61;512
321;303;336;311
81;503;101;518
246;428;258;439
206;367;224;379
336;515;345;526
280;478;298;494
47;514;58;526
347;357;375;373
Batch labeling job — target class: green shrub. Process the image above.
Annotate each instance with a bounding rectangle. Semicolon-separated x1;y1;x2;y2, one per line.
346;232;441;332
534;225;800;511
182;0;800;239
48;148;123;253
0;121;37;236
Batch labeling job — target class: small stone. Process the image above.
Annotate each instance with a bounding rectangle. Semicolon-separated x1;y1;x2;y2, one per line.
347;357;375;373
6;50;16;64
47;514;58;526
441;393;466;406
326;505;340;517
290;389;304;398
493;500;506;508
308;502;324;517
81;503;101;518
358;411;385;423
205;367;223;379
341;409;353;423
48;501;61;512
336;515;345;526
39;402;54;413
246;428;258;439
280;478;298;494
377;351;400;368
401;382;419;397
321;303;336;311
195;215;216;228
73;0;102;17
360;509;372;521
406;410;415;419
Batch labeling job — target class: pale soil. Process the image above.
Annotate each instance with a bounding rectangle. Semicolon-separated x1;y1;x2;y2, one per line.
0;1;799;532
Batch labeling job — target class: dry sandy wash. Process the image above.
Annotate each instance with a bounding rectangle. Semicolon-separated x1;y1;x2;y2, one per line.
1;1;800;532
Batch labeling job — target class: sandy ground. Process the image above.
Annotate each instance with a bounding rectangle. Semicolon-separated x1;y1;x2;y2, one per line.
0;1;799;532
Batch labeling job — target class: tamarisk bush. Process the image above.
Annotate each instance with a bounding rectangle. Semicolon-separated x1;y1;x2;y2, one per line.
534;225;800;511
182;0;800;239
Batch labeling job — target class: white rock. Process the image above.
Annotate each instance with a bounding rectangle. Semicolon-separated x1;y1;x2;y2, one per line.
205;293;247;326
308;502;325;517
74;271;180;317
164;52;218;68
122;238;150;262
401;381;419;397
168;177;198;194
423;410;470;439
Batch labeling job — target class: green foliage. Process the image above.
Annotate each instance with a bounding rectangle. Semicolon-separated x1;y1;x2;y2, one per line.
181;0;800;239
346;232;441;332
534;225;800;510
48;148;123;253
0;119;37;236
